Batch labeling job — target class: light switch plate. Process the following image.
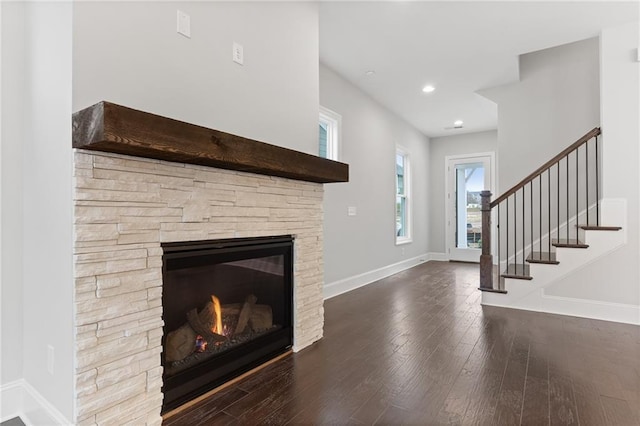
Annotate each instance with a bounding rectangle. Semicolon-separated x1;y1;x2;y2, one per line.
177;10;191;38
233;42;244;65
348;206;357;216
47;345;55;375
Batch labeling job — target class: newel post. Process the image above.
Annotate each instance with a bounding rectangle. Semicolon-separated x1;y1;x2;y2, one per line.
479;190;493;291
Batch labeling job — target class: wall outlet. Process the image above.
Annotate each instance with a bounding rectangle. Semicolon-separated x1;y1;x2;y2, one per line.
47;345;55;375
233;42;244;65
347;206;357;216
177;10;191;38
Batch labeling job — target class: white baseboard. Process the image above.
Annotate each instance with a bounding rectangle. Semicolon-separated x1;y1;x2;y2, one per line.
427;252;449;261
0;381;23;423
539;291;640;325
324;253;430;300
0;380;71;425
484;291;640;326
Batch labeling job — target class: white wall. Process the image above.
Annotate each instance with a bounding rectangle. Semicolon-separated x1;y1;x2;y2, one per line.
1;0;26;398
428;130;497;254
480;37;600;193
21;3;74;421
1;2;74;423
73;1;319;156
544;21;639;308
320;64;430;293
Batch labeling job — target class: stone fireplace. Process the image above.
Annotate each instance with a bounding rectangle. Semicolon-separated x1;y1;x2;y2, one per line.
72;102;348;425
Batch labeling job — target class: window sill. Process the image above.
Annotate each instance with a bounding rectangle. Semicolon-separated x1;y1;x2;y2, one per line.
395;238;412;246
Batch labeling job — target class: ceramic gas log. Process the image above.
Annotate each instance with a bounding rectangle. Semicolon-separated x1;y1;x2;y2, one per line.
164;294;275;372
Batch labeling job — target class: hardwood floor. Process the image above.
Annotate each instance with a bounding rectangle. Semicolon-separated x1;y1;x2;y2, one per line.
163;261;640;425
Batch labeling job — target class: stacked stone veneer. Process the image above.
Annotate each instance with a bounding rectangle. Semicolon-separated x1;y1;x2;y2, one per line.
73;151;325;425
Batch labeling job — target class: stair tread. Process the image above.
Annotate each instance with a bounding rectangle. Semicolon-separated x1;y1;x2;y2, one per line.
478;287;508;294
552;238;589;248
501;264;533;280
527;252;559;265
578;225;622;231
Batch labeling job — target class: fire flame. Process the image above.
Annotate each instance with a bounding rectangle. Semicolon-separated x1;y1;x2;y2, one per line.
211;295;223;336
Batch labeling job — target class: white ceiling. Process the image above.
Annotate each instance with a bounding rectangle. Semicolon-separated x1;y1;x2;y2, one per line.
319;1;639;138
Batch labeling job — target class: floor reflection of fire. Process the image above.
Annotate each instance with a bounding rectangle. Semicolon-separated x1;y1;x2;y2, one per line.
164;294;279;376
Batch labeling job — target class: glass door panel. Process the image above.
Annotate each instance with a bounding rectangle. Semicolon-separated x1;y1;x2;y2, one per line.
456;163;484;249
447;154;492;263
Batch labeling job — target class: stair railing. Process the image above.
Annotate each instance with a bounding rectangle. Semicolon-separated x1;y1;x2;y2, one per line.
480;127;601;292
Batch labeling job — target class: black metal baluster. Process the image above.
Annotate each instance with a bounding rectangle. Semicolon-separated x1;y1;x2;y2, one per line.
576;149;579;240
586;141;589;225
557;161;560;244
539;175;542;256
566;156;569;241
548;168;551;256
506;197;509;275
596;135;600;225
530;181;533;262
522;187;525;270
512;193;516;273
497;205;501;289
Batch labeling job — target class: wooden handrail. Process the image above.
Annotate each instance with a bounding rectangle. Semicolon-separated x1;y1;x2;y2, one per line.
490;127;600;208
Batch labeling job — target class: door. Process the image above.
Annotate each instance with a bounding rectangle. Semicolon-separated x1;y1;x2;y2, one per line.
446;154;493;262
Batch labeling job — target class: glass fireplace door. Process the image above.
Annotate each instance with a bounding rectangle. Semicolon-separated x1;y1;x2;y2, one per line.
161;236;293;412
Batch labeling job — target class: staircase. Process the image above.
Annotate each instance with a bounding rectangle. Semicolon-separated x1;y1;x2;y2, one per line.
479;128;627;318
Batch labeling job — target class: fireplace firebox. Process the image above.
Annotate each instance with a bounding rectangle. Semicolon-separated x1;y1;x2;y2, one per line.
161;236;294;412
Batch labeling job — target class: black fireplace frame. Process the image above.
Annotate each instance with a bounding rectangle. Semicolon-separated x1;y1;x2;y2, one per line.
160;235;294;413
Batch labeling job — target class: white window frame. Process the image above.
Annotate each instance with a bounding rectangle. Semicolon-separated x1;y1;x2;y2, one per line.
395;147;412;245
319;106;341;161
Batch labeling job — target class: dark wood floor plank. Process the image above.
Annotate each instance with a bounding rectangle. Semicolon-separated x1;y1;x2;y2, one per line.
521;376;549;426
549;373;578;425
374;404;413;425
349;391;391;425
163;387;249;426
492;334;530;425
521;341;550;426
435;332;497;424
460;369;505;425
601;395;639;426
283;356;391;424
162;261;640;426
571;379;608;426
200;411;238;426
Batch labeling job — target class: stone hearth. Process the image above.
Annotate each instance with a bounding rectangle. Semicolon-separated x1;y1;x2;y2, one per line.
72;151;325;425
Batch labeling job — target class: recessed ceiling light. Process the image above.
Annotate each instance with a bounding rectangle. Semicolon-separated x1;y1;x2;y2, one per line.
365;70;376;76
454;120;464;128
422;85;435;93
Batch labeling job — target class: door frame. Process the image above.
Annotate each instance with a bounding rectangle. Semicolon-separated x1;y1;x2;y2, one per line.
445;152;496;262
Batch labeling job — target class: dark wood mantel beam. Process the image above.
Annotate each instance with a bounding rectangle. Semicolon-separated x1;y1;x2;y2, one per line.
72;101;349;184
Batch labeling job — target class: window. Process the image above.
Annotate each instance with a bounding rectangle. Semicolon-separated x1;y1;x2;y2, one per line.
396;149;411;244
319;106;340;161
